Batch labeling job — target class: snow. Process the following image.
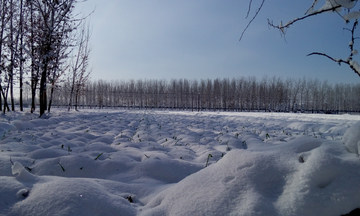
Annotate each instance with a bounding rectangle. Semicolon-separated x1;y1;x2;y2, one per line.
0;109;360;215
350;60;360;75
308;0;358;17
343;121;360;154
319;0;356;10
344;11;360;22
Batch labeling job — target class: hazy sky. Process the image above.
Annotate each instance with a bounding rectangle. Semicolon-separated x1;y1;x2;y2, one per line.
77;0;360;84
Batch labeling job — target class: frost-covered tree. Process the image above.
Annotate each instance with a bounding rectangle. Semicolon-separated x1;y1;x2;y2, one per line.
0;0;25;113
0;0;11;113
67;20;91;111
242;0;360;77
32;0;76;116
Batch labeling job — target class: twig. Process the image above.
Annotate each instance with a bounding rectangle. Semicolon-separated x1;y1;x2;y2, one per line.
246;0;253;19
307;52;340;62
240;0;266;41
305;0;320;15
306;20;360;77
268;5;342;35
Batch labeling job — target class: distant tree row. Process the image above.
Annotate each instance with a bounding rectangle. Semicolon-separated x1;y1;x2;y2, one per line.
47;76;360;113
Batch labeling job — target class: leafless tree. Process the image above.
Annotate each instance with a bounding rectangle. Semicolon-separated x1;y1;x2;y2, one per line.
47;76;360;113
0;0;11;113
30;0;85;116
67;19;91;111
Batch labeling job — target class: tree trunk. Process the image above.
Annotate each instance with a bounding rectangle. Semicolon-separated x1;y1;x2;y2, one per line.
30;1;37;113
39;65;47;116
9;0;14;111
31;80;37;113
75;88;79;111
48;81;55;113
1;88;10;114
19;0;24;111
68;83;75;111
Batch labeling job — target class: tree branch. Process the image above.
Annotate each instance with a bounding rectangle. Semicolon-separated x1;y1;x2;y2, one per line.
305;0;320;15
246;0;253;19
307;52;343;64
268;5;342;35
239;0;266;41
307;19;360;77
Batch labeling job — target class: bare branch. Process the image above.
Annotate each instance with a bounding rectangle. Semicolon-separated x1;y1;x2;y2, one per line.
268;5;342;35
307;52;342;63
240;0;266;41
307;19;360;77
246;0;253;19
305;0;320;15
348;19;358;59
308;52;360;77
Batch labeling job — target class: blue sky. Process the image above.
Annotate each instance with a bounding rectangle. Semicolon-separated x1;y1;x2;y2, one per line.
77;0;360;84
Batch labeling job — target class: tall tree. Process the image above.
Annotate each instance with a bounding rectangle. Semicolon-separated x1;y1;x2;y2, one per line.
0;0;9;113
31;0;79;116
67;19;91;111
8;0;15;111
18;0;24;111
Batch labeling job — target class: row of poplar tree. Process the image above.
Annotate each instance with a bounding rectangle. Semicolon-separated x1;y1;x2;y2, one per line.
1;0;359;115
0;0;91;116
43;76;360;113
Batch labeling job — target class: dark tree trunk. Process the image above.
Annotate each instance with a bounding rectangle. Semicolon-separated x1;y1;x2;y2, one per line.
39;65;47;117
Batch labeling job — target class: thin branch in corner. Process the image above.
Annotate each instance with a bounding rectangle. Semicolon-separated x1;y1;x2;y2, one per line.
307;19;360;77
307;52;360;77
305;0;320;15
306;17;359;75
348;19;358;60
240;0;266;41
246;0;253;19
268;5;342;35
307;52;341;63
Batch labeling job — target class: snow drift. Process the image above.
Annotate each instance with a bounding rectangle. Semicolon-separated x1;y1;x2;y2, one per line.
0;109;359;216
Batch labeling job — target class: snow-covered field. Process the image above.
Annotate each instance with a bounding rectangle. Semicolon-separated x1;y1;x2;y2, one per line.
1;109;360;216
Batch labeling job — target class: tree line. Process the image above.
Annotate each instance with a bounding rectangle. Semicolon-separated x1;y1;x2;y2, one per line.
45;76;360;113
1;0;358;115
0;0;91;116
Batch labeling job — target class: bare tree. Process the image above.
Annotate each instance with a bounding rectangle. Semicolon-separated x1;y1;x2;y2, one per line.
67;19;91;111
31;0;81;116
18;0;25;111
46;76;360;113
0;0;11;113
8;0;16;111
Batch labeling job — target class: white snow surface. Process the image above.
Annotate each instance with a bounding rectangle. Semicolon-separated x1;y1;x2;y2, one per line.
0;109;360;216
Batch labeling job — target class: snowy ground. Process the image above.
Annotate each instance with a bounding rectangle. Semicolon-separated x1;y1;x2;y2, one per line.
0;109;360;216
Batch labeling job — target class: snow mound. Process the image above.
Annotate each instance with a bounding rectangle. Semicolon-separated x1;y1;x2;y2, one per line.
141;137;360;216
343;121;360;155
7;163;136;216
7;176;136;216
1;110;360;215
12;162;37;183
